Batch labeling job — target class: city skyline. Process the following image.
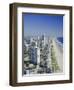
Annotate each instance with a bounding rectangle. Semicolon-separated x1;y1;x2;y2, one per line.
23;13;63;75
23;13;63;37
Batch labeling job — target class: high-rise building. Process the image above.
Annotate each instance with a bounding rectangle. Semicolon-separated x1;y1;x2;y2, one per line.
29;46;40;65
41;34;49;47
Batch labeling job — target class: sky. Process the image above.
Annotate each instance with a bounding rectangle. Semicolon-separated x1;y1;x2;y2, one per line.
23;13;63;38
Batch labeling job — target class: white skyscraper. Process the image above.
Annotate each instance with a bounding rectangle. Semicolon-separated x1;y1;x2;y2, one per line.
36;47;40;64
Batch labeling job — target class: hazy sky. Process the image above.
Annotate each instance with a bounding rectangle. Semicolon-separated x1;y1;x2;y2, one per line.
23;13;63;37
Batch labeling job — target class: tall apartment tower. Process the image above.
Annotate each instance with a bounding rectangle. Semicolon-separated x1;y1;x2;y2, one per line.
30;46;40;65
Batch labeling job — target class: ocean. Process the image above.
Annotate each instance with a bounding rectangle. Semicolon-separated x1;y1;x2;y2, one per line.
57;37;63;43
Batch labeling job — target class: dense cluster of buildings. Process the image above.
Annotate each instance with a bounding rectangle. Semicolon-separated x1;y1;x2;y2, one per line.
23;35;61;75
